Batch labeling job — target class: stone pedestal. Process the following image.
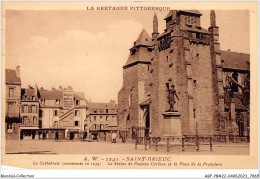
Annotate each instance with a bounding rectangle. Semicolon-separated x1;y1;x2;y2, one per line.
162;111;182;137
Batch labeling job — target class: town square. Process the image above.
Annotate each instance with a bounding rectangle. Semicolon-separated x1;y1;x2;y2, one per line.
4;9;251;156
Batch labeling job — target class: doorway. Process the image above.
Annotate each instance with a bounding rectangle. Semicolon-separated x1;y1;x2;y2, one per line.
144;109;150;137
55;131;59;140
70;132;74;140
32;131;36;139
20;130;23;140
43;132;46;140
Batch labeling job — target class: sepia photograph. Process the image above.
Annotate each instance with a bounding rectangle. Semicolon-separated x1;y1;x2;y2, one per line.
1;1;258;174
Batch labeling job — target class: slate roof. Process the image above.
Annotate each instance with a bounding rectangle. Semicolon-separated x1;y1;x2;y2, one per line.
221;50;250;71
74;92;85;100
225;92;248;111
233;92;248;110
5;69;21;84
164;10;202;20
124;29;153;68
124;47;152;67
39;90;63;100
133;28;152;47
178;10;202;16
21;88;39;100
87;102;117;110
21;88;35;97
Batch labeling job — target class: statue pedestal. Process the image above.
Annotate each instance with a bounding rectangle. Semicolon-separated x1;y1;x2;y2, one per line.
162;111;182;137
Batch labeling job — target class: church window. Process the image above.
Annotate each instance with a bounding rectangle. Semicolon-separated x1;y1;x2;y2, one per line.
166;56;169;62
231;72;239;92
193;109;196;118
148;65;150;71
193;80;197;88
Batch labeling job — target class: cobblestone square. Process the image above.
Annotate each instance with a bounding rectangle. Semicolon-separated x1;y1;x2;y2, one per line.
5;140;249;155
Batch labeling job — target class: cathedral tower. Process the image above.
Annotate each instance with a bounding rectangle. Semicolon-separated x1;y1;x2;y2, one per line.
117;29;153;139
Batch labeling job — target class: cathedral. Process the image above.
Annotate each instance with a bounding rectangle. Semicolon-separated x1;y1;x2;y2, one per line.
117;10;250;141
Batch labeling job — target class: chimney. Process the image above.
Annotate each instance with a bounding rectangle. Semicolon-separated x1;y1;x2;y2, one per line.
34;84;38;97
68;86;73;91
228;49;231;52
16;65;20;78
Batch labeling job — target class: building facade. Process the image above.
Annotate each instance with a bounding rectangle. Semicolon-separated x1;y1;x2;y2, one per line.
85;100;117;141
5;66;22;139
19;85;40;140
117;10;250;140
4;66;89;141
38;86;87;140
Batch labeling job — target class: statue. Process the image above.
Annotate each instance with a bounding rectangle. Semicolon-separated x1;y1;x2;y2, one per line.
166;84;179;112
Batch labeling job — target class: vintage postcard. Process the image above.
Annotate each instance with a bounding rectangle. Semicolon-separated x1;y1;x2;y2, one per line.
1;1;258;172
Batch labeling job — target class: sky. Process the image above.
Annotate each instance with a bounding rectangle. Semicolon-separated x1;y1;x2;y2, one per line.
5;10;249;102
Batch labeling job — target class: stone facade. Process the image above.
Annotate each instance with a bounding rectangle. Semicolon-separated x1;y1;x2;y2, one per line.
117;10;250;139
19;85;40;140
85;100;117;141
39;87;87;140
5;66;21;139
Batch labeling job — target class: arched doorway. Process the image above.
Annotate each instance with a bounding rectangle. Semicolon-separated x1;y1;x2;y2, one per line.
144;109;150;137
